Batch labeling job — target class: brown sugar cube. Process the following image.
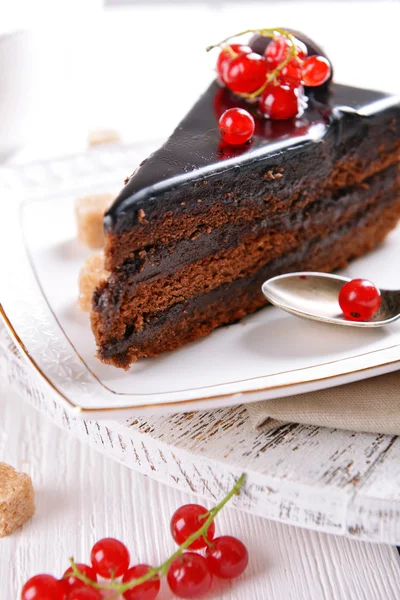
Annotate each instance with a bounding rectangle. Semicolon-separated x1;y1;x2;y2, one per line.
88;129;121;147
78;252;109;312
0;463;35;537
75;193;114;249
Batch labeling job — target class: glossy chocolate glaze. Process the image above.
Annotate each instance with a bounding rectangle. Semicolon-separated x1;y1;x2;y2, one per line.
105;81;400;236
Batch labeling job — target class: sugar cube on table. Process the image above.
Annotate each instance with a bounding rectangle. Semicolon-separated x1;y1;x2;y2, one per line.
75;193;114;249
0;463;35;537
78;252;109;312
87;129;121;147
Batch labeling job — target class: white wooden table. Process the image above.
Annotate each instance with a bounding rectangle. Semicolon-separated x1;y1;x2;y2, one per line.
2;385;400;600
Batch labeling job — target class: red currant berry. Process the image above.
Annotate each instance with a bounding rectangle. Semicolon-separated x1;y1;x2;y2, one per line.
62;564;98;593
66;587;102;600
216;44;251;84
206;536;248;579
21;574;64;600
90;538;130;579
170;504;215;550
218;108;255;146
302;56;331;87
167;553;212;599
224;52;268;94
279;58;303;87
338;279;381;321
264;36;307;69
122;564;160;600
259;83;303;120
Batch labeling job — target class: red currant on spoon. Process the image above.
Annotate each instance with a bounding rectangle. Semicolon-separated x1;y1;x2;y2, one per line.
262;273;399;327
339;279;381;321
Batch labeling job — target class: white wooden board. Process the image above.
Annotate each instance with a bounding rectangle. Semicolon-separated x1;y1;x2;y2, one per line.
2;324;400;545
3;384;400;600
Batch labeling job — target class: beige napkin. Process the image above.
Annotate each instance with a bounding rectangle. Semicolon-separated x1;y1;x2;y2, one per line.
246;371;400;434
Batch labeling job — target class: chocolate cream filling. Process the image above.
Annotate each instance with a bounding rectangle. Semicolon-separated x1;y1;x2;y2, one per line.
105;163;400;286
96;194;400;367
92;166;400;359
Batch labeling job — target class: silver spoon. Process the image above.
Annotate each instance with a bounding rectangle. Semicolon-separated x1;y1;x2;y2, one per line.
261;272;400;328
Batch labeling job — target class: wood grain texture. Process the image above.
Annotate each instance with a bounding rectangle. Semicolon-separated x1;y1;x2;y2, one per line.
1;387;400;600
2;326;400;546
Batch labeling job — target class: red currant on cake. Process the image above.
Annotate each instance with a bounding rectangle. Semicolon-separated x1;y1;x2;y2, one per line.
302;56;331;87
223;52;268;93
206;536;249;579
122;564;160;600
264;35;307;69
90;538;130;578
279;60;303;87
218;108;255;145
216;44;251;83
259;82;304;120
338;279;381;321
21;574;65;600
170;503;215;549
167;553;212;598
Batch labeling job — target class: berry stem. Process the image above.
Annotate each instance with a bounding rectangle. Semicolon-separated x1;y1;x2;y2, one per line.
68;473;246;596
207;28;298;99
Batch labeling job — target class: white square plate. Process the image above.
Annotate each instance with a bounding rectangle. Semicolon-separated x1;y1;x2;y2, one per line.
1;144;400;418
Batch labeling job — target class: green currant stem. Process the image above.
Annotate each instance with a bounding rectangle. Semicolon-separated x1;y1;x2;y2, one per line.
224;45;237;59
206;27;296;54
68;473;245;595
207;28;298;100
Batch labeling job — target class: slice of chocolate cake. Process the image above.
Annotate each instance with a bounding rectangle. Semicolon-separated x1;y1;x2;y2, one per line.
90;34;400;368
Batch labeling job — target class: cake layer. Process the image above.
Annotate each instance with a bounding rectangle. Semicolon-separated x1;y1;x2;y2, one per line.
104;83;400;270
92;181;400;367
96;194;400;367
105;164;400;286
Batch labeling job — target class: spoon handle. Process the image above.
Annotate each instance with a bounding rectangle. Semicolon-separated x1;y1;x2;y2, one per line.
382;289;400;317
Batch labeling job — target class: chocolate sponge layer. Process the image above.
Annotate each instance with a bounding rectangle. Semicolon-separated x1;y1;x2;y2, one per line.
92;165;400;368
95;195;400;368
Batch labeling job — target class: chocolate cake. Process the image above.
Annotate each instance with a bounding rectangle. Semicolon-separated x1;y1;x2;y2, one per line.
90;38;400;368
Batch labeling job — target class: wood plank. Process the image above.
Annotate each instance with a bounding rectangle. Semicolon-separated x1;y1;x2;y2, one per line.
1;387;400;600
2;326;400;544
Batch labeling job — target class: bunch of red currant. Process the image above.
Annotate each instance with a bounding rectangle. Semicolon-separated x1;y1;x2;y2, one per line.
21;476;247;600
210;28;331;145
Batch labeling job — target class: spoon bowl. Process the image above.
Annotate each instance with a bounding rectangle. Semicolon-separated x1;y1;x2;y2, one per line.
261;272;400;327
